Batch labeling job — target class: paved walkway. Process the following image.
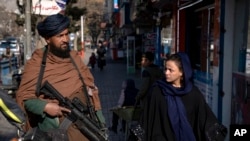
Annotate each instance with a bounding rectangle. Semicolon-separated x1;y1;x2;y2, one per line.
82;48;141;141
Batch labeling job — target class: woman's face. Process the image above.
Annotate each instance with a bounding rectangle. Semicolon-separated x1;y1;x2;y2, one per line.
165;60;183;87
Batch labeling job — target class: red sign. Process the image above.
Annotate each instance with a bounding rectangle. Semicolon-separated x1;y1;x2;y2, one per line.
146;33;157;40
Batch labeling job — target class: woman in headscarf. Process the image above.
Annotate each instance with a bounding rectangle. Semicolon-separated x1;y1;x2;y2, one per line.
142;52;227;141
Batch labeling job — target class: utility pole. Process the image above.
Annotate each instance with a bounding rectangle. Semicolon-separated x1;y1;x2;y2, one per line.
81;15;85;50
25;0;31;63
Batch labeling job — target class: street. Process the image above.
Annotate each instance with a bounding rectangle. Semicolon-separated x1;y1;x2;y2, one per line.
82;47;141;141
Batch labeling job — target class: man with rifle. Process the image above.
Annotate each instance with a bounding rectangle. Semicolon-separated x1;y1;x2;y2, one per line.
16;13;108;141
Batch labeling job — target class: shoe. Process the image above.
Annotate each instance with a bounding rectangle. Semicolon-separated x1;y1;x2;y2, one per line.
108;127;117;134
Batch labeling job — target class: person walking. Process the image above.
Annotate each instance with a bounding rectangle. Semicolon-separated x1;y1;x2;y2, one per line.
96;40;106;71
2;46;14;59
16;13;106;141
142;52;227;141
88;52;97;69
108;79;139;133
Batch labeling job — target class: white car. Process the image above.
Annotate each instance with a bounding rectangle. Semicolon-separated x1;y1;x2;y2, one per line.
0;38;20;56
85;40;92;47
0;40;10;55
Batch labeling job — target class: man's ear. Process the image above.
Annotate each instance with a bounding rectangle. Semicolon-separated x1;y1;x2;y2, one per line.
45;37;50;44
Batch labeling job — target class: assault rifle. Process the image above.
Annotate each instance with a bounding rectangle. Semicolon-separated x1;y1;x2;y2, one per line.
40;80;109;141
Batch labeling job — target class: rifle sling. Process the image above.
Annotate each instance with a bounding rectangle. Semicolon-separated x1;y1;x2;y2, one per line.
69;56;93;111
36;46;48;96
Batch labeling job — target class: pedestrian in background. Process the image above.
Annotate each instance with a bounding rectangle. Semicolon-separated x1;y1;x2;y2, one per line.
96;40;106;70
109;79;139;133
136;51;164;106
2;46;14;59
142;52;227;141
88;52;96;69
16;13;106;141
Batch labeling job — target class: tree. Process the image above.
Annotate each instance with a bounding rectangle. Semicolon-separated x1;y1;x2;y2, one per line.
85;0;104;45
86;12;102;46
64;0;87;33
0;5;16;38
65;0;105;46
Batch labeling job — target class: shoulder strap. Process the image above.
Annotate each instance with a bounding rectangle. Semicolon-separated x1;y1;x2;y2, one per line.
69;56;93;108
35;46;48;97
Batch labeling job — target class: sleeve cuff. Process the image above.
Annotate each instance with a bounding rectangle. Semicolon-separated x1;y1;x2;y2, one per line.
24;99;47;116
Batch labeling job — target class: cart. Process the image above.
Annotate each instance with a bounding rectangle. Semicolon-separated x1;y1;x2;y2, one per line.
110;106;142;141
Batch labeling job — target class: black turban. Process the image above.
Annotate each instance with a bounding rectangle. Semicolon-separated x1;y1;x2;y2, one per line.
37;13;70;38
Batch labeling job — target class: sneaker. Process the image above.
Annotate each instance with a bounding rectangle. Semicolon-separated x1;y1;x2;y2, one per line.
108;127;117;134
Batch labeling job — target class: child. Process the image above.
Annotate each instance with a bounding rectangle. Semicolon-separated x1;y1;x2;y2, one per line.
88;52;96;69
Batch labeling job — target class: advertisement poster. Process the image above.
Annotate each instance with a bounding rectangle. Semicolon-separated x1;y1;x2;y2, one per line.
143;32;156;52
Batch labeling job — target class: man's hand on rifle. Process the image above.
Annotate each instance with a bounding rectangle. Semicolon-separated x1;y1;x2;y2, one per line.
44;102;71;117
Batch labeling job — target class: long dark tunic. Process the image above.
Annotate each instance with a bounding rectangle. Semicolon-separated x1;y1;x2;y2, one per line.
142;85;219;141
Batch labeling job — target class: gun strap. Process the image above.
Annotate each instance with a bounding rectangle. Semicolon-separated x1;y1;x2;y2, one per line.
36;46;48;96
69;56;93;108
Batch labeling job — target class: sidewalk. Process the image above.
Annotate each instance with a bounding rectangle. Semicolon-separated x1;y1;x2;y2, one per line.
83;48;141;141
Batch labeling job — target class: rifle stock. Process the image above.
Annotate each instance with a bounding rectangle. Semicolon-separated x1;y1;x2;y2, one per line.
40;80;109;141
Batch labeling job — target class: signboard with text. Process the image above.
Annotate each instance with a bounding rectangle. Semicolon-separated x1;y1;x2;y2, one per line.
143;32;156;52
32;0;66;15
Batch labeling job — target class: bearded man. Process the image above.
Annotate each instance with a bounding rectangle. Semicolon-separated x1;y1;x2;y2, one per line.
16;14;106;141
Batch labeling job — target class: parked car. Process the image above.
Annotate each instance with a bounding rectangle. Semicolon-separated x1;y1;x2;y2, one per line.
6;37;20;56
85;40;92;48
0;40;10;55
0;38;20;56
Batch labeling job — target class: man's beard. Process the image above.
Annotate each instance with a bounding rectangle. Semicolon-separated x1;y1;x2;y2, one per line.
50;44;70;58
